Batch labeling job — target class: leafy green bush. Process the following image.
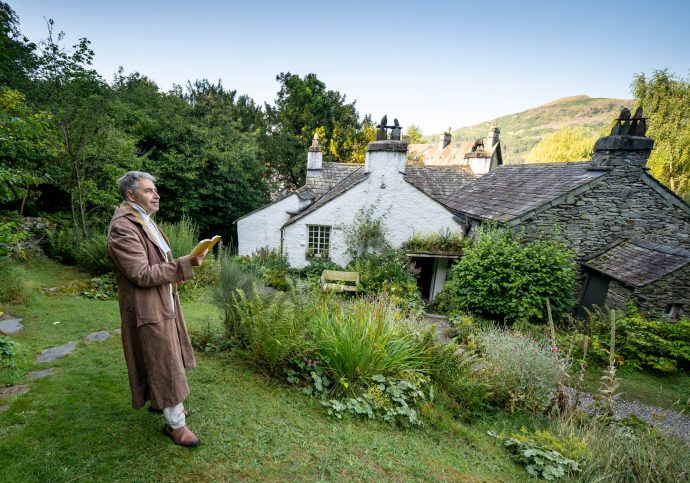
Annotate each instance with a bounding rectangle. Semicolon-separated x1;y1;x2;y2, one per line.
0;335;18;368
584;305;690;373
343;204;390;259
348;250;423;313
81;274;117;300
296;259;344;280
213;253;262;328
401;228;468;254
489;427;584;480
46;225;80;264
475;328;570;413
438;226;577;323
0;260;28;304
75;230;110;275
239;247;291;290
323;373;431;427
0;217;30;259
225;286;310;376
311;296;432;393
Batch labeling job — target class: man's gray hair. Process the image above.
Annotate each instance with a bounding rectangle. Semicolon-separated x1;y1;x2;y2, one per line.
117;171;156;200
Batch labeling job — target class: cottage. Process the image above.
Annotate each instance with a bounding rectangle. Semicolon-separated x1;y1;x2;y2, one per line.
237;110;690;317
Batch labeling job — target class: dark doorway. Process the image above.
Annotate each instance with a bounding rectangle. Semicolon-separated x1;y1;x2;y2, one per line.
411;257;434;300
576;270;610;318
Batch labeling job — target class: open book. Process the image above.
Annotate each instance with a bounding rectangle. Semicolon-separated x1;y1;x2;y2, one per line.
190;235;221;257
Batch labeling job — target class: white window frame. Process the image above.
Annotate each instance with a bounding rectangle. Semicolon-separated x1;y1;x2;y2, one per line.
307;225;331;259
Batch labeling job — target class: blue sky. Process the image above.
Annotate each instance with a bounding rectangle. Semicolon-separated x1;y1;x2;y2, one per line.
11;0;690;134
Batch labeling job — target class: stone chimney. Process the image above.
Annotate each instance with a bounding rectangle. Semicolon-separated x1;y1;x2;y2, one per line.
487;124;500;148
591;108;654;168
306;133;323;174
365;140;408;174
464;138;496;175
439;128;452;150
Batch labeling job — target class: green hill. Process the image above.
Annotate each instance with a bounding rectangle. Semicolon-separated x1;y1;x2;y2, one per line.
440;95;634;163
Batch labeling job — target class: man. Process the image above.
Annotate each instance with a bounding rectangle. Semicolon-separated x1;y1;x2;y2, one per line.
107;171;207;447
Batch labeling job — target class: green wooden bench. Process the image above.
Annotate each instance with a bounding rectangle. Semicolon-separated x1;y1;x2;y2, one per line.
320;270;360;292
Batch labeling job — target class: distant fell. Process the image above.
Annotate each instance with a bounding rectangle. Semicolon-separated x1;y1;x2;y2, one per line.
442;96;634;163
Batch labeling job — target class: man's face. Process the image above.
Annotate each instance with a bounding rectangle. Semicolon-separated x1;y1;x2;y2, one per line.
127;178;160;215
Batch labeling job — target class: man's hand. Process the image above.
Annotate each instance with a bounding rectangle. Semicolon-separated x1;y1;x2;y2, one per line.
190;249;208;267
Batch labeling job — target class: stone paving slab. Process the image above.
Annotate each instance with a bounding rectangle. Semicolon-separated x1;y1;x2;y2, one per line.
84;331;111;342
27;368;55;380
0;384;29;399
0;318;24;335
35;341;76;363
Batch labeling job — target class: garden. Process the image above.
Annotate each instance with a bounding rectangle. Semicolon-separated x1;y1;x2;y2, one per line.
1;215;689;481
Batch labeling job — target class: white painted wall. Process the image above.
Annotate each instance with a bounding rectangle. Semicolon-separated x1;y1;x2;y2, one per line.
237;194;301;256
282;147;461;268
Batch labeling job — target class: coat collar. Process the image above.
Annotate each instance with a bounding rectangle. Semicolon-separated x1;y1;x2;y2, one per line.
112;204;171;259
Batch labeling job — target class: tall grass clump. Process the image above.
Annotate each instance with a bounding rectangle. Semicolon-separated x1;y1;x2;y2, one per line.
225;286;309;376
0;259;28;304
311;296;432;393
548;414;690;482
158;215;198;257
75;230;110;275
213;253;261;318
476;328;570;413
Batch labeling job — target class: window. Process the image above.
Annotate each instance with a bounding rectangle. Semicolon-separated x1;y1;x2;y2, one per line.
307;225;331;259
663;303;681;321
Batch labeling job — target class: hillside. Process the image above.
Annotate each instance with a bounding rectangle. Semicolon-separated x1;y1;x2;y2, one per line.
441;95;634;163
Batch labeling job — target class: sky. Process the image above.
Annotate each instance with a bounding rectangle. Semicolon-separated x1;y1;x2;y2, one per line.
11;0;690;134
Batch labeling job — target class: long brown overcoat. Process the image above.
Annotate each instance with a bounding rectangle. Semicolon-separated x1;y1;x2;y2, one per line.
107;205;196;410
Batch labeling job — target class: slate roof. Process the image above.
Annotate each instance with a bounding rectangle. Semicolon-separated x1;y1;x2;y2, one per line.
582;240;690;287
404;166;475;207
305;162;361;196
283;167;367;226
408;141;476;166
443;162;606;221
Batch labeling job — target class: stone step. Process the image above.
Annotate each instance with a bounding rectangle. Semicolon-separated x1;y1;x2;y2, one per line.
0;318;24;335
35;342;76;363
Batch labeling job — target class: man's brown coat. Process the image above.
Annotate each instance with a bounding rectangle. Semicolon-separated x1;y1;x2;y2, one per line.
107;205;196;409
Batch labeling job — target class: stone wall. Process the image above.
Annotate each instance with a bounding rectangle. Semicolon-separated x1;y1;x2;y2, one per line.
634;264;690;318
516;166;690;257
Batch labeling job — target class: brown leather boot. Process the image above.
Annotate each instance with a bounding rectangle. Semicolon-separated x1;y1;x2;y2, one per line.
163;425;200;447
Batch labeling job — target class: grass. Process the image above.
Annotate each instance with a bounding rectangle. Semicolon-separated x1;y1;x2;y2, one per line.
2;255;689;481
0;256;529;481
575;365;690;411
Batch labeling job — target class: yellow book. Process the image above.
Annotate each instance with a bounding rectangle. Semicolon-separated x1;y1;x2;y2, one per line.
190;235;221;257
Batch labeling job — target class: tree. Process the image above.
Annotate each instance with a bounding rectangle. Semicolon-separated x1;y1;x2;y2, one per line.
525;126;598;163
264;72;368;189
0;2;37;91
31;20;141;235
0;87;59;213
632;70;690;200
406;124;424;144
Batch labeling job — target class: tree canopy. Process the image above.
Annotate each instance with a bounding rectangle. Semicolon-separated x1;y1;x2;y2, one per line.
632;69;690;201
525;126;599;164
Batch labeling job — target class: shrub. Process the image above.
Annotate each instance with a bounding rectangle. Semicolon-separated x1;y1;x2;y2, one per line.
46;224;80;264
549;414;690;482
0;335;18;368
0;216;30;258
0;260;28;304
75;230;110;275
348;250;423;313
475;328;570;413
239;248;291;290
311;296;432;393
158;216;198;259
323;372;431;427
296;259;344;280
401;228;468;254
343;204;390;259
438;226;577;323
578;305;690;373
225;286;310;376
489;427;585;480
212;253;262;326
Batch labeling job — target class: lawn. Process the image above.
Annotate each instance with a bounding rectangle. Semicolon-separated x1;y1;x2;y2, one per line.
1;257;530;482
